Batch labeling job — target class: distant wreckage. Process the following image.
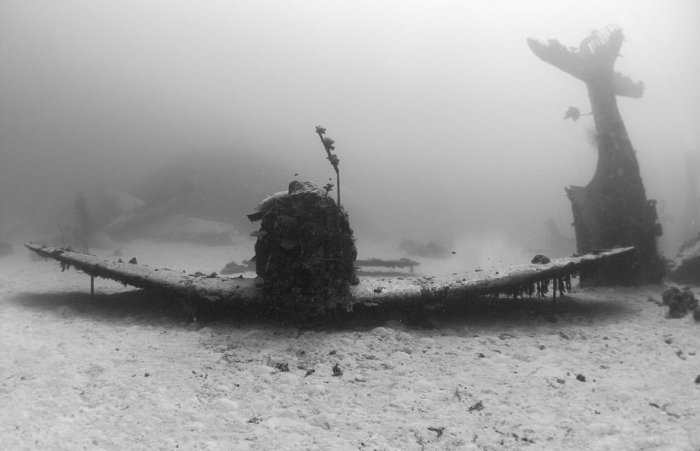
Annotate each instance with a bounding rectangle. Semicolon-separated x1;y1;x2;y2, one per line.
25;243;634;316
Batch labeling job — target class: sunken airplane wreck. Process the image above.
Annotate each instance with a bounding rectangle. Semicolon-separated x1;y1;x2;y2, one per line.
25;179;635;321
25;241;633;318
26;127;635;321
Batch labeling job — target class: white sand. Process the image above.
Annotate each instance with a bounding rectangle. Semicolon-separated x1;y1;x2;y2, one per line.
1;241;699;450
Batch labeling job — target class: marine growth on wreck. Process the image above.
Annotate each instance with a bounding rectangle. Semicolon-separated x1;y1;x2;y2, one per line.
249;180;358;319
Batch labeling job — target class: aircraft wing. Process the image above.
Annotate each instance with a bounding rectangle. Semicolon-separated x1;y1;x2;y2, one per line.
25;243;634;308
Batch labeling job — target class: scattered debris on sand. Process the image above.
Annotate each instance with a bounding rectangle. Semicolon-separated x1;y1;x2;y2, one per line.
662;286;698;319
3;241;700;449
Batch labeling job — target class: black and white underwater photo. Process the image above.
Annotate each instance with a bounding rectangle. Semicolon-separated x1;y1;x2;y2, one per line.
1;1;700;449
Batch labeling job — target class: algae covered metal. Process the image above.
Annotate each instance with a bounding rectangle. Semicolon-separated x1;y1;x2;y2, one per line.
25;243;634;315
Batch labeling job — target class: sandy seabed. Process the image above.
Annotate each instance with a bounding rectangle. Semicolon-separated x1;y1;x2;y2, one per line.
1;240;699;450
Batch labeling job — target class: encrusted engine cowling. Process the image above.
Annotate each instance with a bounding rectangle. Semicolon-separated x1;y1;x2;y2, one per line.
251;181;358;319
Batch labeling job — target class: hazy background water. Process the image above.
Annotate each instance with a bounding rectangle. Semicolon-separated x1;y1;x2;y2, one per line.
1;0;698;262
